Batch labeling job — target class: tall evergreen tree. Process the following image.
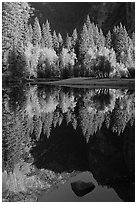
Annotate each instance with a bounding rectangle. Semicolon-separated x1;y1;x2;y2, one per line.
58;33;63;52
2;2;33;73
97;28;105;49
3;2;33;49
105;30;112;49
91;23;99;47
65;33;72;50
85;15;92;30
113;23;130;62
52;30;59;52
42;20;53;48
85;15;95;49
32;17;42;46
58;33;63;46
79;23;89;57
28;24;33;43
71;28;78;47
132;32;135;47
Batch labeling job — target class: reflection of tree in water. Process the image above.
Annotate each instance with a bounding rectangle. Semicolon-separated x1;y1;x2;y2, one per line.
3;85;135;153
2;93;33;172
92;89;112;111
3;84;28;113
3;85;135;201
110;90;135;135
78;89;135;140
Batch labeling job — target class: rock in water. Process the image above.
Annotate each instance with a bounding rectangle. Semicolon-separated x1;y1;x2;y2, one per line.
71;180;95;197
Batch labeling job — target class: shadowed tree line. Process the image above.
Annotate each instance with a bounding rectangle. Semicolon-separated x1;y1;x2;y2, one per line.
2;2;135;80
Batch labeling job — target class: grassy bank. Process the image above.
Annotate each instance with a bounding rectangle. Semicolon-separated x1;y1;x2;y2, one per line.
29;77;135;89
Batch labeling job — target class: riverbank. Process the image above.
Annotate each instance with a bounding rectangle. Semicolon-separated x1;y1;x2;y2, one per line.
29;77;135;89
3;77;135;89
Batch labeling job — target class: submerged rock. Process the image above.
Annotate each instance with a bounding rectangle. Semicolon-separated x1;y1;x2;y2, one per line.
71;180;95;197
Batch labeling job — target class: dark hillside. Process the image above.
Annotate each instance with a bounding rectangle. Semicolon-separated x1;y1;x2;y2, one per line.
30;2;135;37
30;2;90;37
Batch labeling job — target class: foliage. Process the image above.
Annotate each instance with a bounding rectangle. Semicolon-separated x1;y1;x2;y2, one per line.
38;47;59;77
71;28;78;47
79;23;89;58
7;45;29;78
2;5;135;79
32;17;42;46
42;20;53;49
52;30;59;53
65;33;72;50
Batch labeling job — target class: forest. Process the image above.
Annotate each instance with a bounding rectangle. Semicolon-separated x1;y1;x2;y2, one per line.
2;2;135;80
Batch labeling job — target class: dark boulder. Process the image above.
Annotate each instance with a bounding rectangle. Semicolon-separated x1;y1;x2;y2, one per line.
71;180;95;197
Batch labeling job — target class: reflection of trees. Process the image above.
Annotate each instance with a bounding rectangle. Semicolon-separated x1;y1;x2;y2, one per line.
3;85;135;171
3;94;33;172
4;85;135;145
79;106;105;142
78;89;135;140
110;91;135;135
92;89;112;111
3;85;134;201
3;85;28;113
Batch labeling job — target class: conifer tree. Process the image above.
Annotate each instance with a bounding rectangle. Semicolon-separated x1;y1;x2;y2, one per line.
2;2;33;73
85;15;95;49
52;30;59;52
131;32;135;62
85;15;92;30
58;33;63;46
79;23;89;57
58;33;63;52
71;28;78;47
114;23;129;62
65;33;72;50
91;23;99;47
132;32;135;47
97;28;105;49
42;20;53;48
2;2;32;51
32;17;42;46
28;24;33;43
105;30;112;49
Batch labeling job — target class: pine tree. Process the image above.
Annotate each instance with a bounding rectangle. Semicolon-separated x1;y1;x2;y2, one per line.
97;28;105;49
52;30;59;52
132;32;135;47
79;23;89;57
42;20;53;48
32;17;42;46
85;16;95;49
91;23;99;47
85;15;92;30
58;33;63;46
65;33;72;50
131;32;135;62
2;2;33;73
115;24;129;62
28;24;33;43
71;28;78;47
58;33;63;52
105;30;112;49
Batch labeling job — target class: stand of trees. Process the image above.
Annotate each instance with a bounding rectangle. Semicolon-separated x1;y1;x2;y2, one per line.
2;2;135;79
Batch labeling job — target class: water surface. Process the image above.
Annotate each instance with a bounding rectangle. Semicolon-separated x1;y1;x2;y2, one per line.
2;84;135;202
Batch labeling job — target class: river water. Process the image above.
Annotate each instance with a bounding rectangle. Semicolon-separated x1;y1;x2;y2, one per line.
2;84;135;202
